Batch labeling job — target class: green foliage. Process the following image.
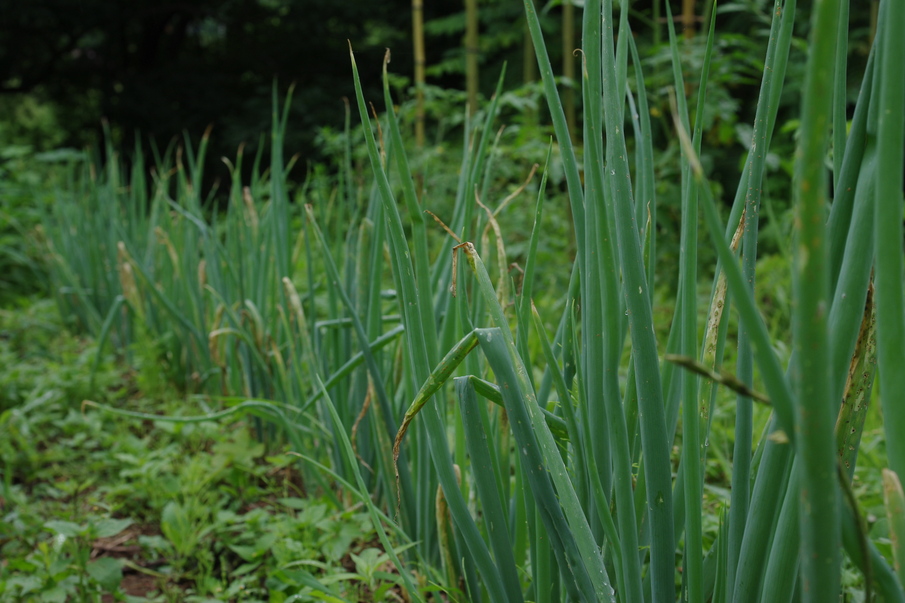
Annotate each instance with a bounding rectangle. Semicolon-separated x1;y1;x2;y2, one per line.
7;0;904;601
0;301;411;602
423;0;541;84
0;95;67;151
0;143;84;305
0;97;85;305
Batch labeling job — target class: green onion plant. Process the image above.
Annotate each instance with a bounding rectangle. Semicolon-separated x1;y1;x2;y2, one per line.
40;0;905;600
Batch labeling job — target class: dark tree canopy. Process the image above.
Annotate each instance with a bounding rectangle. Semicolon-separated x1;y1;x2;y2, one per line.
1;0;421;166
1;0;874;183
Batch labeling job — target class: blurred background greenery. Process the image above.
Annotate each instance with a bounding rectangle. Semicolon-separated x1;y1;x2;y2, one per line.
0;0;875;164
0;0;877;309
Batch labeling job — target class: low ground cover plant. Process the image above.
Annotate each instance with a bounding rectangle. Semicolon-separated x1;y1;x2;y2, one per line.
0;303;409;602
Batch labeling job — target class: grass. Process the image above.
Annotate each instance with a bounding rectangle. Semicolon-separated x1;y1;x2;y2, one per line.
4;0;905;600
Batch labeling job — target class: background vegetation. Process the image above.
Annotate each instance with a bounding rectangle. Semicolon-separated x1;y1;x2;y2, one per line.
1;0;901;601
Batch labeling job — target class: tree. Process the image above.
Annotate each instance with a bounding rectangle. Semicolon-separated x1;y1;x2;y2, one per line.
0;0;412;168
